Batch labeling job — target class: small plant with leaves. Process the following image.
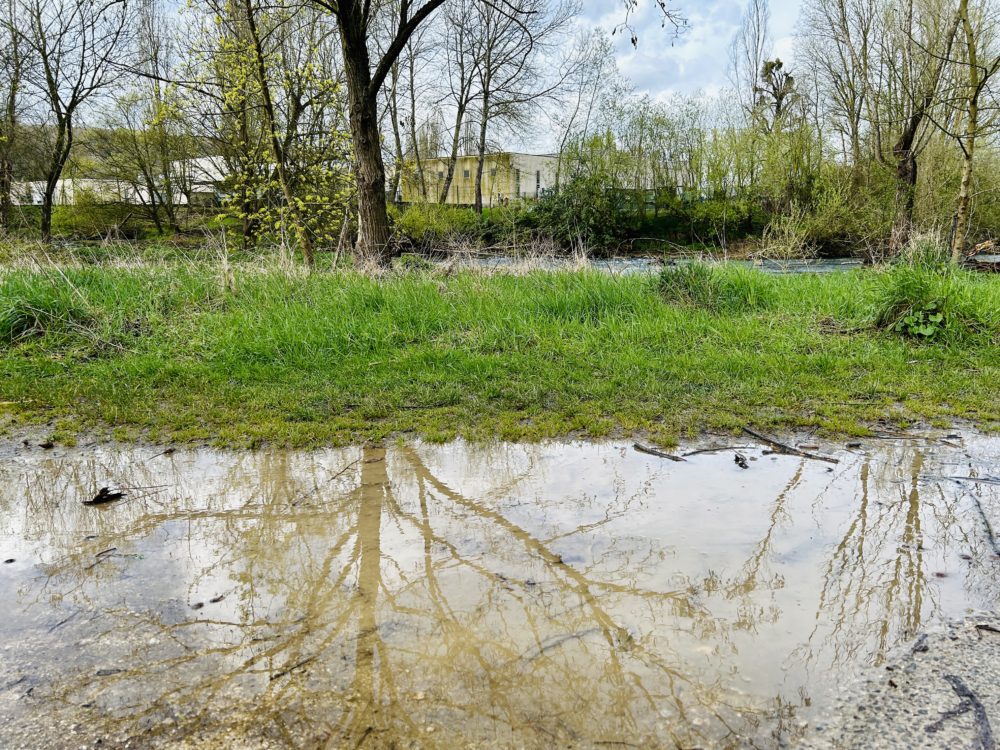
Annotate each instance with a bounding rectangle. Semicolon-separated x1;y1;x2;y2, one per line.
891;301;946;339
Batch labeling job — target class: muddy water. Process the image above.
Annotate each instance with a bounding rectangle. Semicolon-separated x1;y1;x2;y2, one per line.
0;436;998;749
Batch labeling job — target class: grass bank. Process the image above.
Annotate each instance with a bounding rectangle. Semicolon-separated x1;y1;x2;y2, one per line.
1;260;998;447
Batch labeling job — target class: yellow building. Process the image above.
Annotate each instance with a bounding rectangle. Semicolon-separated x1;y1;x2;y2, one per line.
400;152;559;207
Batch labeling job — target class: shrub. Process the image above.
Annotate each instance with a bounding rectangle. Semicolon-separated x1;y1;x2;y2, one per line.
391;204;481;248
51;196;144;240
658;263;773;313
528;172;637;252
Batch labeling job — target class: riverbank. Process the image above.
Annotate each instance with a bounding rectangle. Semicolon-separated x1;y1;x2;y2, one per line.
1;261;998;447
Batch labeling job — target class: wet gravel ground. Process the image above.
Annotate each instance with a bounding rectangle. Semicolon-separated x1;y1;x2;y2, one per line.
803;614;1000;749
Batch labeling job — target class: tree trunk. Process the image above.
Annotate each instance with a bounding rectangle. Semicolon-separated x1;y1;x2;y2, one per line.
0;27;19;234
407;49;428;201
473;101;489;213
0;156;12;233
951;1;980;264
888;4;962;256
388;63;404;204
439;101;467;204
889;156;917;254
41;120;73;244
341;19;391;264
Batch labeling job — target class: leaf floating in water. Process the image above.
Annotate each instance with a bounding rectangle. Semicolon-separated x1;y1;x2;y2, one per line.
209;595;225;603
95;668;122;677
191;602;204;610
3;558;13;564
734;453;749;470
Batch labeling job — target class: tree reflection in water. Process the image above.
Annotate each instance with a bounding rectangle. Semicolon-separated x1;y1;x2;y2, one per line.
0;436;997;749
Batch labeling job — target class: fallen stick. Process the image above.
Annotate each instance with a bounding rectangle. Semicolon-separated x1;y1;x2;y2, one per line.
329;458;362;482
633;443;685;462
682;445;753;457
741;428;839;464
924;674;995;748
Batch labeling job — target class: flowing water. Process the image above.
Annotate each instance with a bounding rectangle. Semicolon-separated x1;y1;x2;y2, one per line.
452;255;863;275
1;435;998;749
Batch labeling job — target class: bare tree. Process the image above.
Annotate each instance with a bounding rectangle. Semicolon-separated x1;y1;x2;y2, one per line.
17;0;131;241
729;0;771;123
96;0;188;235
468;0;576;212
879;0;963;253
436;0;479;204
799;0;878;184
552;31;623;189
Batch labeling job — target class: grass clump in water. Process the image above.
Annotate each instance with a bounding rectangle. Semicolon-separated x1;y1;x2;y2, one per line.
658;263;774;313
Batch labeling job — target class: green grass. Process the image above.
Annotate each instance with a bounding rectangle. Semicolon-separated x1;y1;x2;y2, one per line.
1;260;998;447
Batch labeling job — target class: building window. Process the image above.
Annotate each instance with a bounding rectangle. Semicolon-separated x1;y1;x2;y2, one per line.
536;170;541;194
438;170;444;179
463;169;470;179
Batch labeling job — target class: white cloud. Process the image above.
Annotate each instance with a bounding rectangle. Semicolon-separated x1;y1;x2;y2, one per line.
578;0;803;99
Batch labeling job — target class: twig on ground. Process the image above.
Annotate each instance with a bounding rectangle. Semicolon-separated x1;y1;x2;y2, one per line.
924;674;995;748
633;443;685;462
682;445;753;457
741;427;839;464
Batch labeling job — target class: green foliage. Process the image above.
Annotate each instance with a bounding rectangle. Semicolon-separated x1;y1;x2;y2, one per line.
874;265;992;341
658;263;774;313
390;204;482;248
529;175;636;251
51;197;144;240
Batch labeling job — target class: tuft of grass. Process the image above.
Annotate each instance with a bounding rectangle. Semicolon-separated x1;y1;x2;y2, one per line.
0;273;93;343
658;263;774;313
873;265;994;341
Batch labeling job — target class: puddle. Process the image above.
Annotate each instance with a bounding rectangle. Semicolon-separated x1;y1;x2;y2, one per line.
0;436;998;748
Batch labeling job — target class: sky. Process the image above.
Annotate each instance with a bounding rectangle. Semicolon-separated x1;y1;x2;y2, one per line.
578;0;803;101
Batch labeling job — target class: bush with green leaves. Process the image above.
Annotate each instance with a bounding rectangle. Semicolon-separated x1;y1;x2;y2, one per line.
51;197;144;240
528;173;636;252
390;203;482;249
